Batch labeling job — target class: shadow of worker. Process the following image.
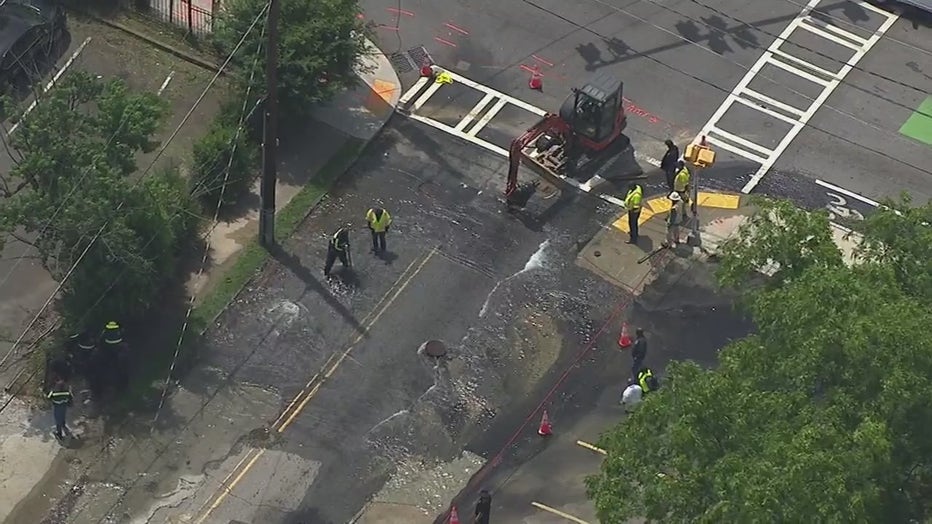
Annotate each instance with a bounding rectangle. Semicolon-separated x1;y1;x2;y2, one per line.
268;243;364;334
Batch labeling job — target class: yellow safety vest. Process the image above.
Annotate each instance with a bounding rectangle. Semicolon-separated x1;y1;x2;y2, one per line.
624;186;643;211
638;369;654;393
366;208;392;233
674;167;690;192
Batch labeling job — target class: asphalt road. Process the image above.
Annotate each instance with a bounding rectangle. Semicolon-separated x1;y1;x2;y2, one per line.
165;119;633;524
362;0;932;226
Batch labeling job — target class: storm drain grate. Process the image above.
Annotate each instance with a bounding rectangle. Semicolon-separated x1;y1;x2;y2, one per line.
406;45;432;68
388;51;414;73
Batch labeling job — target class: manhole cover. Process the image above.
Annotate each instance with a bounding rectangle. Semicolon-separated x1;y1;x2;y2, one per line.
421;340;447;357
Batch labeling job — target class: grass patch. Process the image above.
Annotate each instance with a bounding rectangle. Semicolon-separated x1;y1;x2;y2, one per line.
116;138;364;412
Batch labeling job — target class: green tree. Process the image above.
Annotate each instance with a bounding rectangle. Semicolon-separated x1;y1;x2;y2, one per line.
189;118;259;207
0;72;198;328
212;0;370;125
587;198;932;523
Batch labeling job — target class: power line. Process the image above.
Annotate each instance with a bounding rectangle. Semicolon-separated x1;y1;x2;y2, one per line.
0;1;271;372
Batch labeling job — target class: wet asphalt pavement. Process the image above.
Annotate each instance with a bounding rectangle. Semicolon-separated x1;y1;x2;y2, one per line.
195;118;636;522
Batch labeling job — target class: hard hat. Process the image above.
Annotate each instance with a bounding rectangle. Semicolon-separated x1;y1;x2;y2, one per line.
669;192;682;201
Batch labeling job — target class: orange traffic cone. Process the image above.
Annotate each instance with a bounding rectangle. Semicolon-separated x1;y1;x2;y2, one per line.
449;506;461;524
420;60;434;78
618;322;632;349
528;65;543;90
538;410;552;436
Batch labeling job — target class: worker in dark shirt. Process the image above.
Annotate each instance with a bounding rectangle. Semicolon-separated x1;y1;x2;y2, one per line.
324;226;351;278
631;328;647;381
660;139;679;191
474;489;492;524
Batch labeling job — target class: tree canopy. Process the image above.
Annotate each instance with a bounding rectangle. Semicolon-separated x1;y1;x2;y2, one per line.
212;0;370;125
587;198;932;523
0;72;198;328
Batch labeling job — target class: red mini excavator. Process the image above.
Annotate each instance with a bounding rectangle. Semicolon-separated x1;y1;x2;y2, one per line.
506;71;630;207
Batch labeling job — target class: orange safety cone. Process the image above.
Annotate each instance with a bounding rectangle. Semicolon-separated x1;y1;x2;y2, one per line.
420;60;434;78
618;322;632;349
528;65;543;90
538;410;552;436
449;506;461;524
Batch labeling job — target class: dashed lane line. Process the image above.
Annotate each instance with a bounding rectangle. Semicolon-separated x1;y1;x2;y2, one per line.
531;502;592;524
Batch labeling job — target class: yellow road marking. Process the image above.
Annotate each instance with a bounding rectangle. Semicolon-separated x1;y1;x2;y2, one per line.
531;502;591;524
194;448;265;524
611;208;655;233
193;249;437;523
278;246;437;433
646;197;672;214
612;192;741;232
576;440;607;455
696;191;740;209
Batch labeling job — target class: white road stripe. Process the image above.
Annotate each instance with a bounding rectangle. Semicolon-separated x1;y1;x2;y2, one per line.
802;16;868;45
766;55;832;86
408;113;509;157
455;93;495;131
732;95;802;125
814;179;880;207
412;82;443;111
708;126;774;156
705;131;769;163
741;13;898;192
467;98;507;136
688;0;897;194
398;76;430;105
769;48;838;80
740;88;805;118
797;19;864;50
856;0;892;16
158;71;175;96
444;69;548;116
9;37;92;135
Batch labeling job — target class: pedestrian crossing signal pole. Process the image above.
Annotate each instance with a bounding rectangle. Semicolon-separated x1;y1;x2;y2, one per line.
684;136;716;247
259;0;280;247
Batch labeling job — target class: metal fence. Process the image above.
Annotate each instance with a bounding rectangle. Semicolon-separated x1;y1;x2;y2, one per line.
141;0;215;36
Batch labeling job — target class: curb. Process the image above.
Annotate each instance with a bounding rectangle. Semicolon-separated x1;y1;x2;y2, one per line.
75;9;223;74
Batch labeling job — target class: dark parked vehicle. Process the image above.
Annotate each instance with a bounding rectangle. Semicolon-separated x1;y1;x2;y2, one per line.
0;0;66;95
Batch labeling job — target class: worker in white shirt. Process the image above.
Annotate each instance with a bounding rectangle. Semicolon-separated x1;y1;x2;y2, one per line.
621;381;643;413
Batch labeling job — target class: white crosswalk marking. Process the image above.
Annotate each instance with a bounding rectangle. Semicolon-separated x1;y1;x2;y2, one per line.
686;0;899;193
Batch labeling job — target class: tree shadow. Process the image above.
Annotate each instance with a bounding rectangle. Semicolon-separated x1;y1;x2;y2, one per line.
268;243;364;333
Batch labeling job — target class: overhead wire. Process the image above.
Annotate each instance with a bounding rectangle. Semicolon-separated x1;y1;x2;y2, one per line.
520;0;932;180
0;1;271;374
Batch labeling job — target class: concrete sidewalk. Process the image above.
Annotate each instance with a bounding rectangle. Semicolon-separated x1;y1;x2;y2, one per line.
0;39;401;524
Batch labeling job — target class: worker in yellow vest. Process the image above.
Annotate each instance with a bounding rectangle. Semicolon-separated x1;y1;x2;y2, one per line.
673;161;691;221
624;183;643;244
365;206;392;255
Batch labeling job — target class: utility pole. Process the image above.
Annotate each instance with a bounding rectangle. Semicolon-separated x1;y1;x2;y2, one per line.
685;136;716;247
259;0;280;247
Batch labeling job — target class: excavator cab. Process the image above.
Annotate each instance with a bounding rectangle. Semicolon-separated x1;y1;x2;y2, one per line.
558;71;625;150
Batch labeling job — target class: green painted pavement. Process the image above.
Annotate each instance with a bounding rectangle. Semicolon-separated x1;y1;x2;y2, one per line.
900;96;932;146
